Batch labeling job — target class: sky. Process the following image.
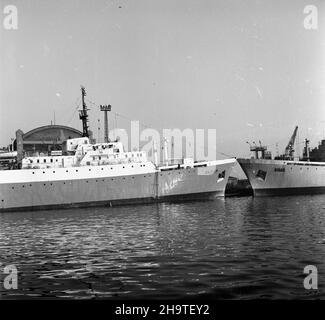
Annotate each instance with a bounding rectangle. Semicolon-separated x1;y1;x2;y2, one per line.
1;0;325;162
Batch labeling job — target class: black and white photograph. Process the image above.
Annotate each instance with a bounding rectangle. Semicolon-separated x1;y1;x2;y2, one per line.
0;0;324;307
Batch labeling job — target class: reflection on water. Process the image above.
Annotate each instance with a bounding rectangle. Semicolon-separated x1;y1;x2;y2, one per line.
0;196;325;299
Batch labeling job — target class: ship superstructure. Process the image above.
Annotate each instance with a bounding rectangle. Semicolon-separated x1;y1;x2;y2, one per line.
0;135;235;211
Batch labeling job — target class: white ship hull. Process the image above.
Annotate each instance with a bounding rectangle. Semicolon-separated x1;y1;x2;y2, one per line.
0;159;236;212
238;158;325;196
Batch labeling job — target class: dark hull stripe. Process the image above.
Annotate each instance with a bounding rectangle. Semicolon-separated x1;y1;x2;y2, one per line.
254;186;325;197
0;191;222;212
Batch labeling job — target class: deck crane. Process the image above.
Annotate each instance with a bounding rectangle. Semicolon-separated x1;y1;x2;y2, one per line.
284;126;298;160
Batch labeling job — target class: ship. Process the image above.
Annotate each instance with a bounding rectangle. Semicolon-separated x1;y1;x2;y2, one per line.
238;126;325;196
0;87;236;212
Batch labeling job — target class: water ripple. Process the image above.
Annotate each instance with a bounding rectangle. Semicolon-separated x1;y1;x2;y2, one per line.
0;196;325;299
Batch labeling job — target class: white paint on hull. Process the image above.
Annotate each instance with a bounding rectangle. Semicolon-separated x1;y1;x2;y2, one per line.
0;159;236;211
238;158;325;195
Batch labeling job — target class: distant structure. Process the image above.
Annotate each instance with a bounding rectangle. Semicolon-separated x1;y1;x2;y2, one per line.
309;139;325;162
14;125;83;157
0;125;84;169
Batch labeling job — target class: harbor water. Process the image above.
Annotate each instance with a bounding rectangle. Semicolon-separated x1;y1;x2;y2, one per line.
0;195;325;299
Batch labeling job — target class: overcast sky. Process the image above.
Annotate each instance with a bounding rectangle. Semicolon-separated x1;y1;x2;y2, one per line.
1;0;324;160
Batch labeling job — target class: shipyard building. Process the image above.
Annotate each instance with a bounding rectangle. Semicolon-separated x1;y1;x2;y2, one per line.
1;125;84;169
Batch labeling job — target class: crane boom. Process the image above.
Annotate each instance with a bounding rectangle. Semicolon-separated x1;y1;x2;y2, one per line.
284;126;298;159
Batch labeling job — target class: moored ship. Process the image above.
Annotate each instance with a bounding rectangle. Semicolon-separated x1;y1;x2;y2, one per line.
238;126;325;196
0;88;236;212
0;136;236;212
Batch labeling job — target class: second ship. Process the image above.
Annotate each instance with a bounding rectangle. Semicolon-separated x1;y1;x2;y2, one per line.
238;126;325;196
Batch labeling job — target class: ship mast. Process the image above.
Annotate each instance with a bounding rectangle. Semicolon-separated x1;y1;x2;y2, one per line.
100;104;112;143
79;86;90;137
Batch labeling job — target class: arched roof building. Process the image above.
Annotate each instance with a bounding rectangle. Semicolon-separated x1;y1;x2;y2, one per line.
15;125;83;156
